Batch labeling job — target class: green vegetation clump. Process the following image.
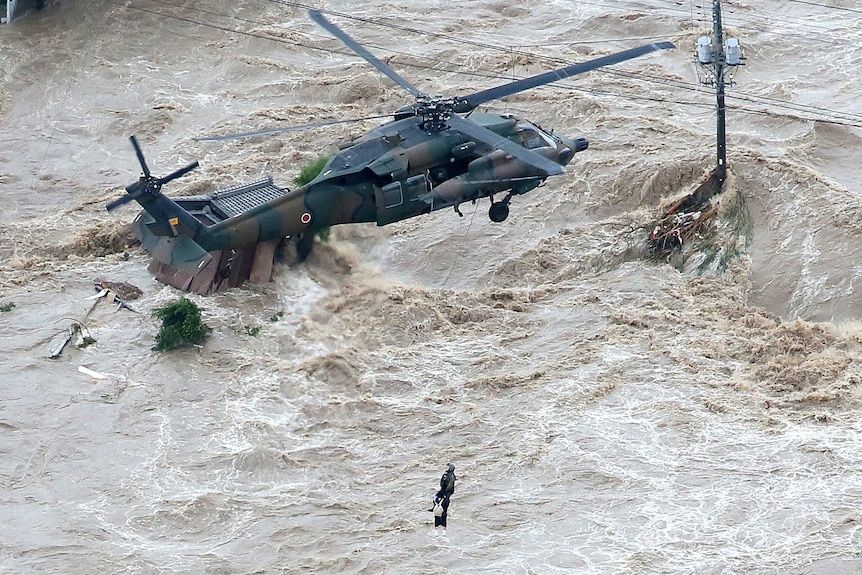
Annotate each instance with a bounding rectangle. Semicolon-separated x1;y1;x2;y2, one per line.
293;155;331;186
0;302;15;312
270;311;284;322
152;297;212;352
244;325;261;337
315;227;331;243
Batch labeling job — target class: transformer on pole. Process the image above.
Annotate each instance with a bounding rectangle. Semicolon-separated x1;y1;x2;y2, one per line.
694;0;744;184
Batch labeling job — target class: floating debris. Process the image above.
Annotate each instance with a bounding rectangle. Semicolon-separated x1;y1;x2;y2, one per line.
48;322;96;359
77;365;110;380
93;278;143;301
88;280;140;313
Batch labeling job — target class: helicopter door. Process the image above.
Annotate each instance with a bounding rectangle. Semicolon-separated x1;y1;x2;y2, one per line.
375;174;429;226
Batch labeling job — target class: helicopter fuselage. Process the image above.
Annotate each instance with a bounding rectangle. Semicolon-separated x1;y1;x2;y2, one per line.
194;112;586;254
208;112;584;244
111;10;672;277
132;111;586;266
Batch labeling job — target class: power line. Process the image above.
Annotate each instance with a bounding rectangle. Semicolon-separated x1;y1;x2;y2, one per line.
102;0;285;45
549;0;856;47
273;0;862;126
106;0;862;129
788;0;862;15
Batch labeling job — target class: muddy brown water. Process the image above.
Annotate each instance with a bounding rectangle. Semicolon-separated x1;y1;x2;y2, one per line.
2;1;862;574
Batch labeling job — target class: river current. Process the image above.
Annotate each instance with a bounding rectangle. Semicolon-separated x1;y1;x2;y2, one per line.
2;1;862;573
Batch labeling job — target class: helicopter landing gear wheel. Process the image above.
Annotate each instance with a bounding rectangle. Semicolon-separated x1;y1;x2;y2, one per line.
489;201;510;223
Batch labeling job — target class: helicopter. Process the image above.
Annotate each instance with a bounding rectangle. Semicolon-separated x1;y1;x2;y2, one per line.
107;10;675;277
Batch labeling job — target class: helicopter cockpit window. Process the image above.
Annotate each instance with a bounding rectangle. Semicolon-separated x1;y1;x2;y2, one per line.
512;128;553;150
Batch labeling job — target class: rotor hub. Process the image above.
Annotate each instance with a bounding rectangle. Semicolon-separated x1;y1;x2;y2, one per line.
414;96;457;131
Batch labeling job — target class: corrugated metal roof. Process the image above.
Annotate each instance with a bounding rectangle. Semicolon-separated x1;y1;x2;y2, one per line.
209;177;288;218
174;176;290;222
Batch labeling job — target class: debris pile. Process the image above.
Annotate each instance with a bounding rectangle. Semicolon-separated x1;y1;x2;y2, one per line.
647;170;721;258
47;278;143;358
648;208;716;255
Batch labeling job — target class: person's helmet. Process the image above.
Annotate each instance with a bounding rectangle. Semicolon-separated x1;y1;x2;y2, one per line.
447;463;455;471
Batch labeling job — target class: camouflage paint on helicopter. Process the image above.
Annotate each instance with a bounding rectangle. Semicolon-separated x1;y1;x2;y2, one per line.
109;10;674;272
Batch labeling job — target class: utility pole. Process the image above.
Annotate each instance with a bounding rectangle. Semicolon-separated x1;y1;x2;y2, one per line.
1;0;17;24
712;1;727;183
695;0;742;186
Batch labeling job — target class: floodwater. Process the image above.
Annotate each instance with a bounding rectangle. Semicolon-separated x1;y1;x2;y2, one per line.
2;1;862;574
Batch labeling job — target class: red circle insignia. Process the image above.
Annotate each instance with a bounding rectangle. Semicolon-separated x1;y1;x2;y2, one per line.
300;212;312;224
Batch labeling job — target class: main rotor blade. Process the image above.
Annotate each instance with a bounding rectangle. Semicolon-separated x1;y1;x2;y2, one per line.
448;115;564;176
194;114;393;142
309;10;425;98
454;41;676;113
130;135;151;177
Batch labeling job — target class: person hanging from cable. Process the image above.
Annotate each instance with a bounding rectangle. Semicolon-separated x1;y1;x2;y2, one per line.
429;462;456;536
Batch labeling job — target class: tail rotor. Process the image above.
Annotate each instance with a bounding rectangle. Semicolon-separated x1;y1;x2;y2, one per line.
131;134;151;178
107;135;199;212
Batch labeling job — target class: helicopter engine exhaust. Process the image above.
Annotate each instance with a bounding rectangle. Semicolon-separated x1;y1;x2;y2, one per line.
558;136;589;165
572;137;589;153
